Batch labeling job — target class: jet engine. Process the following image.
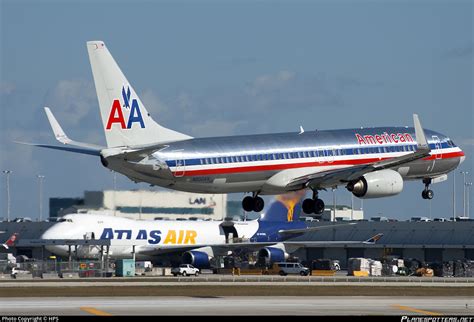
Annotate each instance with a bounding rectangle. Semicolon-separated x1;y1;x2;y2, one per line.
258;243;289;264
182;247;214;268
346;169;404;199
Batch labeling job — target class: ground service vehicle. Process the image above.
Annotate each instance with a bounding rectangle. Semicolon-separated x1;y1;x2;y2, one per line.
171;264;200;277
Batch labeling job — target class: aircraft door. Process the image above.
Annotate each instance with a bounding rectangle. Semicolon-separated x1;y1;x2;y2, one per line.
428;136;442;173
432;136;442;160
174;159;186;177
317;147;334;164
173;150;186;177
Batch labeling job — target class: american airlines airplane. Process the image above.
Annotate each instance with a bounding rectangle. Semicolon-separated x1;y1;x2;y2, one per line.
40;194;382;267
23;41;465;215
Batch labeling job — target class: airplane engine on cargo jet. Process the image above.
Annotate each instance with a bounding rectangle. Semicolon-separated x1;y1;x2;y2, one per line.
258;243;289;265
346;169;404;199
182;246;214;268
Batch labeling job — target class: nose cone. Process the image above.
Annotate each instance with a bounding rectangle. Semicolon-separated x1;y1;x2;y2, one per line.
460;155;466;164
41;224;70;256
41;224;60;239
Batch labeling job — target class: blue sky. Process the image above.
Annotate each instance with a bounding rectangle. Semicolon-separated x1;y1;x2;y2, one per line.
0;0;472;220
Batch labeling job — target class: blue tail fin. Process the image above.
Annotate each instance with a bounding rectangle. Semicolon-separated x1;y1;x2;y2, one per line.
259;192;305;222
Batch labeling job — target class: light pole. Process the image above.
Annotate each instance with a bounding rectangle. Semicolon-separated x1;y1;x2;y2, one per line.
460;171;469;217
466;182;472;219
3;170;12;222
350;193;354;221
37;175;45;221
453;172;456;221
112;171;117;216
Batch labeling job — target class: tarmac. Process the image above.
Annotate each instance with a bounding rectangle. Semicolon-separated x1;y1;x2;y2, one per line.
0;276;472;315
1;296;473;315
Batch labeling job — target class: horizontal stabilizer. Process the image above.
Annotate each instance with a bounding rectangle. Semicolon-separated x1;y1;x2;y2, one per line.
15;141;100;156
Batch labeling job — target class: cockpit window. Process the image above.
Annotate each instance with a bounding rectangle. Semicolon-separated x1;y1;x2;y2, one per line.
447;139;456;147
57;218;73;222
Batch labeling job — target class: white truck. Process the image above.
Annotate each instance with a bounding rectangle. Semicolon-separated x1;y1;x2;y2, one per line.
171;264;200;277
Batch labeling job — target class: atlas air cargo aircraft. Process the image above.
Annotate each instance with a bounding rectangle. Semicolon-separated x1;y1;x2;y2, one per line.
40;195;382;267
21;41;465;215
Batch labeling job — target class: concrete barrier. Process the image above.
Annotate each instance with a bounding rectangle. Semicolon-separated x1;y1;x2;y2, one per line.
42;273;60;279
0;274;12;279
61;272;80;279
13;273;33;280
162;268;173;276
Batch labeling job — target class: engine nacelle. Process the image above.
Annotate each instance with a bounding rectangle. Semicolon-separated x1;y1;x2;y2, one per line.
347;169;404;199
258;243;289;264
182;247;214;268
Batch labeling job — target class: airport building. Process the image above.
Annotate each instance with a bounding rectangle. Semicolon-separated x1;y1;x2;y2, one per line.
291;221;474;268
319;206;364;221
50;190;227;221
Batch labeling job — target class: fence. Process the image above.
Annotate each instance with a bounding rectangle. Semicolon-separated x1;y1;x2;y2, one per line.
1;259;115;277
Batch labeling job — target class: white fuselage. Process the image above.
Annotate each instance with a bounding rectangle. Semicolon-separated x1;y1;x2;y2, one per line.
41;214;259;260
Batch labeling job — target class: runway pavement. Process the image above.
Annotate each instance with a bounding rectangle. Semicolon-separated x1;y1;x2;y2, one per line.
1;296;473;315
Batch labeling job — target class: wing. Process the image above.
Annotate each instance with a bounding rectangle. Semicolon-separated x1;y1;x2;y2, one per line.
137;233;383;256
286;114;431;190
284;233;384;247
278;222;357;235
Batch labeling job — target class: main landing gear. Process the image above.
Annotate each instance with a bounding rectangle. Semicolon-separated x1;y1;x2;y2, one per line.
302;191;325;215
242;194;265;212
421;178;434;200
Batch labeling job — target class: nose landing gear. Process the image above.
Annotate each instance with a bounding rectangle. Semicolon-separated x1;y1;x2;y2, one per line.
421;178;434;200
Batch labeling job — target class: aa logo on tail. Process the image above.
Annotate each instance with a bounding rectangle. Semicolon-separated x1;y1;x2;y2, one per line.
106;86;145;130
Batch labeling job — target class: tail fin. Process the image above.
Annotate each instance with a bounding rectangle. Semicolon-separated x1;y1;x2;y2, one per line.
86;41;192;148
363;233;383;244
2;233;18;249
259;192;304;222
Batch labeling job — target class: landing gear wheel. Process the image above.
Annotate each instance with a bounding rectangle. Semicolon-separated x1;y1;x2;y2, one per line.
421;179;434;200
422;189;434;200
242;196;255;212
242;195;265;212
302;199;316;214
426;190;434;199
314;199;325;215
253;196;265;212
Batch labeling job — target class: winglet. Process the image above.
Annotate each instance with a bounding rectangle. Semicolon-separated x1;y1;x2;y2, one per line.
363;233;383;244
44;107;70;145
40;107;105;151
413;114;429;149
